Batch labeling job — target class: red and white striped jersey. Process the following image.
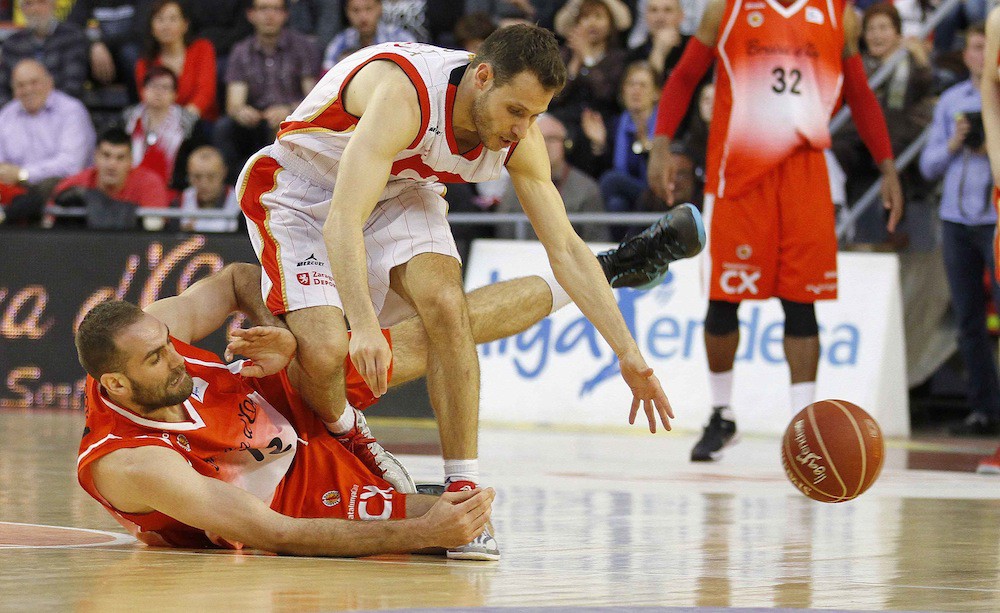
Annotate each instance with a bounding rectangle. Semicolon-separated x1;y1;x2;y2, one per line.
274;42;515;201
707;0;845;197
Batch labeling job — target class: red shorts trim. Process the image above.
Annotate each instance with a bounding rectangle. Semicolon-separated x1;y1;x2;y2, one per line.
709;148;838;303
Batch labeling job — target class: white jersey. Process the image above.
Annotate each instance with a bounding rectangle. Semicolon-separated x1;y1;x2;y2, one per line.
273;42;516;201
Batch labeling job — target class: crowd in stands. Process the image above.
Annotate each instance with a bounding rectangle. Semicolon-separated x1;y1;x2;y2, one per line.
0;0;998;434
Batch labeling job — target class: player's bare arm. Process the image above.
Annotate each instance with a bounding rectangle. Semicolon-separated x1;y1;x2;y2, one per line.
982;7;1000;185
648;0;724;203
144;263;281;345
841;4;904;231
89;445;494;557
324;61;422;396
506;126;674;432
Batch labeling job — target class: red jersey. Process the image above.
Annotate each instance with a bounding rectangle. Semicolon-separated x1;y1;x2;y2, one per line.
77;337;401;549
708;0;845;197
53;166;171;209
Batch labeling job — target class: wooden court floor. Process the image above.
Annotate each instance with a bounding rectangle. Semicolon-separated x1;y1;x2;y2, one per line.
2;409;1000;612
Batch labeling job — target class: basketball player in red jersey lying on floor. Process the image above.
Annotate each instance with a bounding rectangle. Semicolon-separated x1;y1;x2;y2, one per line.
75;216;700;558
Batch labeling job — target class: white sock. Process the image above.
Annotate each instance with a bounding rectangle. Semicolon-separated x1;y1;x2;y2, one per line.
790;382;817;414
709;370;734;409
537;272;572;314
323;404;356;435
444;459;480;486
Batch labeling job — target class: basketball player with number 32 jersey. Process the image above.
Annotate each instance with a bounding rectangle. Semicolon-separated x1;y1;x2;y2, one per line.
647;0;904;462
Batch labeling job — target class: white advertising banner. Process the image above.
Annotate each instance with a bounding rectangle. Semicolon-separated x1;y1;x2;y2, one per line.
465;240;909;438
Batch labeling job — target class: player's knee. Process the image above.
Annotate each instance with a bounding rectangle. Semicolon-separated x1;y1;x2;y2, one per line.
781;299;818;337
413;284;469;329
705;300;740;336
296;334;349;376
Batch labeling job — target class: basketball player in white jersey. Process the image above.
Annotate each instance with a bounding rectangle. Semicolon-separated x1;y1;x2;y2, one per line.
238;24;704;558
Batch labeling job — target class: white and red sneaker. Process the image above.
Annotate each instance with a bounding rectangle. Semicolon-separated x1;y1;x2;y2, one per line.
977;446;1000;475
334;409;416;493
444;479;500;561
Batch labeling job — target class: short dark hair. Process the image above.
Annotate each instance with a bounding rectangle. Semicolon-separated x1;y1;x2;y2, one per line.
142;65;178;89
966;20;986;40
862;2;902;37
473;24;566;91
98;127;132;149
76;301;145;378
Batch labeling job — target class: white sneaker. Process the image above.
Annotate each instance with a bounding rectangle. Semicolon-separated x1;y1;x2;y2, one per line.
447;524;500;561
334;409;416;494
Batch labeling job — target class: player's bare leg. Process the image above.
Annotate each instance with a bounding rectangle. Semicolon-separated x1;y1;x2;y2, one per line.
285;306;414;492
391;276;552;386
389;253;481;481
692;300;741;462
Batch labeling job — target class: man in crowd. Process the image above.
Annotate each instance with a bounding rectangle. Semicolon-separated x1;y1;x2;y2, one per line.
0;59;94;225
178;146;241;233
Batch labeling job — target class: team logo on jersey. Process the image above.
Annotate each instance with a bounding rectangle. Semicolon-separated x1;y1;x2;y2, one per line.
176;434;191;452
805;6;824;24
190;377;208;403
296;254;323;267
322;490;342;507
296;272;311;286
736;244;753;260
719;263;761;295
747;11;764;27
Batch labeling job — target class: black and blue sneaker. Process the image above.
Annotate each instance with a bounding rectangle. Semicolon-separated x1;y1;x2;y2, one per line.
597;203;706;290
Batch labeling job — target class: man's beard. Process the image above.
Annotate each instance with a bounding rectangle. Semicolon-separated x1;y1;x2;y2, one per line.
132;369;194;412
471;90;496;150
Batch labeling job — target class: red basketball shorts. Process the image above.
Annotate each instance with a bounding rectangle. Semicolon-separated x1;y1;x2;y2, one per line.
709;147;838;304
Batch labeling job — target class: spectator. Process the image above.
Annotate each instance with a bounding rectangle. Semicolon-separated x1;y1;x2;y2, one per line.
123;65;199;190
591;62;659;238
49;127;171;230
626;0;687;84
496;113;609;243
177;145;241;232
322;0;415;71
135;0;218;120
627;0;710;45
380;0;428;41
185;0;253;63
0;59;95;225
286;0;343;51
833;2;934;245
918;22;1000;437
0;0;89;106
453;11;496;54
216;0;320;182
550;0;631;176
66;0;145;97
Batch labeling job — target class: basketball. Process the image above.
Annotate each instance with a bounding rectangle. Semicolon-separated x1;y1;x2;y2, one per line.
781;399;885;503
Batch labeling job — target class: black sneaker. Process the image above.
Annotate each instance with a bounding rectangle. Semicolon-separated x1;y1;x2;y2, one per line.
598;203;707;289
691;406;738;462
948;413;1000;437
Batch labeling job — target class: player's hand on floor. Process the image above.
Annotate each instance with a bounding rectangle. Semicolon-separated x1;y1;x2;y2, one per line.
349;328;392;397
620;350;674;433
225;326;297;377
419;488;495;549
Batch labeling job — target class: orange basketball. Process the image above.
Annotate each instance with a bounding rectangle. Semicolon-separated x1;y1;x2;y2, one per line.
781;399;885;503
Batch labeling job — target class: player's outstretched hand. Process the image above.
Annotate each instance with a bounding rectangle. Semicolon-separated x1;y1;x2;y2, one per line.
418;488;495;549
225;326;297;377
647;135;676;205
350;328;392;397
877;160;904;233
620;350;674;433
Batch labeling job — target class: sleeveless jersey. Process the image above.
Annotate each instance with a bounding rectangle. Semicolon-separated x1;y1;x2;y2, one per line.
77;338;321;549
273;42;515;201
708;0;845;197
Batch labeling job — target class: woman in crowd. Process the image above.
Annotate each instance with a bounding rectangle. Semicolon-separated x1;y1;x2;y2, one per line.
135;0;218;121
122;65;199;190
